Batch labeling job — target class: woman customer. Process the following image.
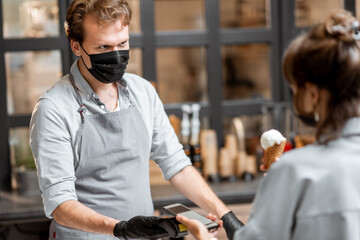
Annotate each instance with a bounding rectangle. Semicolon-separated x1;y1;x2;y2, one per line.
177;9;360;240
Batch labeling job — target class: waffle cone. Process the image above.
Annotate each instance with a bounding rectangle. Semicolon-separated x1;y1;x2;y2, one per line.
264;141;286;168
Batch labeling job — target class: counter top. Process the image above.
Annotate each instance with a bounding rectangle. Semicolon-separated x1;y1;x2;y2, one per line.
0;178;260;224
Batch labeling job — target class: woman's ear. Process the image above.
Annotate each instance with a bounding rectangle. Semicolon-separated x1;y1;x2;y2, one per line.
304;82;320;107
71;40;81;56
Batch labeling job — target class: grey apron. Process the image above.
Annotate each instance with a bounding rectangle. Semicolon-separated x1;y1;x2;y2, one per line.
49;74;154;239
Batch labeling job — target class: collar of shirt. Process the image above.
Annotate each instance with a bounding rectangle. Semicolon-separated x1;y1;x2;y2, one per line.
69;59;130;111
341;116;360;137
317;116;360;143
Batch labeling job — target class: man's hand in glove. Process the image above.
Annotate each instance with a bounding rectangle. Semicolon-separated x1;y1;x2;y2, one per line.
221;211;244;240
113;215;168;239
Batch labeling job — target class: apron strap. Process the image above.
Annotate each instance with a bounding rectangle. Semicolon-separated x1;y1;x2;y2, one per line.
69;73;86;122
69;73;87;170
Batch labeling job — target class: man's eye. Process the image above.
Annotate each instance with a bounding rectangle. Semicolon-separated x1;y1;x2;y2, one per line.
119;41;127;47
99;45;108;49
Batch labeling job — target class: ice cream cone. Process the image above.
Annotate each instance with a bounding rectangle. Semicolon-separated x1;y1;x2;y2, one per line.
264;140;286;168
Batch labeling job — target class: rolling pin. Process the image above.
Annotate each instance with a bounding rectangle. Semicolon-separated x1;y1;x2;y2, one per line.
224;134;237;178
231;118;248;177
219;147;232;178
200;129;218;180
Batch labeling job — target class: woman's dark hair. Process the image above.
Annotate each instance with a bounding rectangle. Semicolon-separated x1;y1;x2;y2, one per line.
283;9;360;143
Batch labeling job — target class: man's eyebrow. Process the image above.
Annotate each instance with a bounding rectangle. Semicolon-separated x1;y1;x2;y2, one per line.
95;39;129;46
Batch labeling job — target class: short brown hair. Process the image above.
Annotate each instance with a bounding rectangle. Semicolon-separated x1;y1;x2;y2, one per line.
65;0;132;43
283;9;360;143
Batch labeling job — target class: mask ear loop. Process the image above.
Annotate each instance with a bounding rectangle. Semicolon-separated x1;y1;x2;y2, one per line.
313;91;321;123
79;43;92;70
314;112;320;122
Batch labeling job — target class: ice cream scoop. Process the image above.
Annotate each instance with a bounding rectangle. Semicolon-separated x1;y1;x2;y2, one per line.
260;129;286;169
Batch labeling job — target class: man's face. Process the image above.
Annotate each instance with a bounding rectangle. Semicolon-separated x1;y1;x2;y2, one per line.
74;14;130;68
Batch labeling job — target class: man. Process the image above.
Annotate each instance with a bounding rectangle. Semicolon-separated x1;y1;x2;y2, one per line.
30;0;242;239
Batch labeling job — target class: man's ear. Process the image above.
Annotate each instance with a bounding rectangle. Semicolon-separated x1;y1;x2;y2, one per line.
304;82;319;107
71;40;81;56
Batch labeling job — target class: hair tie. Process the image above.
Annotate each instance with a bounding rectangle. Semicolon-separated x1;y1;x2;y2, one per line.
331;20;360;40
351;21;360;40
331;24;349;32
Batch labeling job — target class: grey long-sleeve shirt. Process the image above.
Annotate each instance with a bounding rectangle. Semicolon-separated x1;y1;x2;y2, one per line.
235;117;360;240
30;60;191;218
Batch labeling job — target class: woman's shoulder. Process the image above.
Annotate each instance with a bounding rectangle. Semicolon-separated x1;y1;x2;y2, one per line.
282;142;328;161
270;141;349;181
270;144;326;174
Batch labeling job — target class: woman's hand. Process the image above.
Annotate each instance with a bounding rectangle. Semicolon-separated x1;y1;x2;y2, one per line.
176;215;216;240
206;213;223;229
260;157;280;172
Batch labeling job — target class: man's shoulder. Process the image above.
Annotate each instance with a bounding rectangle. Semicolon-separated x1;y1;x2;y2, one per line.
41;75;72;98
123;73;156;94
122;73;161;115
38;75;76;108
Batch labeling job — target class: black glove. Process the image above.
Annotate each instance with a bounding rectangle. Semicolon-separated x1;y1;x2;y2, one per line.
113;215;168;239
221;211;244;240
157;216;181;238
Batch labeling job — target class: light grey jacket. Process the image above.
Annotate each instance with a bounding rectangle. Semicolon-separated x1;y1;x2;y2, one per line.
235;117;360;240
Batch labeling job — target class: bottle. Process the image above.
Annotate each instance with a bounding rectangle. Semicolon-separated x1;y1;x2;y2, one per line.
190;104;202;173
181;105;191;159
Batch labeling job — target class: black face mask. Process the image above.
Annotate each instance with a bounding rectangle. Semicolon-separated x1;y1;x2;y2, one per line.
80;44;129;84
289;87;318;127
295;113;318;127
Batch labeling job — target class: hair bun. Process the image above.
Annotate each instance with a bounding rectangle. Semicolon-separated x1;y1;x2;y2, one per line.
325;9;358;42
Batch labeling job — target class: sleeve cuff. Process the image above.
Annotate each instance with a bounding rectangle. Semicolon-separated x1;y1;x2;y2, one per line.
157;152;192;180
42;180;77;218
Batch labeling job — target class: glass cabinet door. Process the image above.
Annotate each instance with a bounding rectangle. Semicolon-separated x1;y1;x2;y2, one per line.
2;0;59;38
220;0;271;29
6;50;62;115
221;44;271;100
155;0;205;31
128;0;141;33
156;47;207;104
295;0;343;27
